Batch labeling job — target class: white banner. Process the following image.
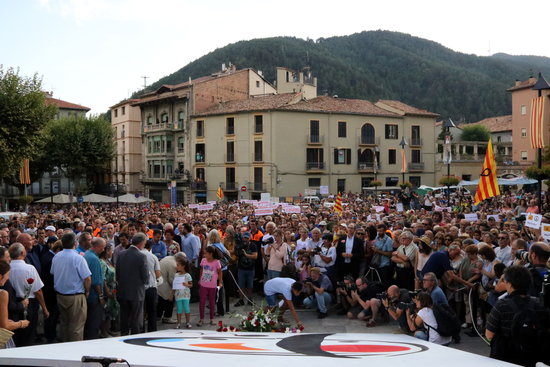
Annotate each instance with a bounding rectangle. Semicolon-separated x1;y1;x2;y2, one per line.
541;224;550;242
464;213;479;222
260;193;271;202
526;213;543;229
373;206;385;213
254;208;274;216
396;203;404;212
319;186;329;195
198;204;214;211
188;204;199;209
434;206;451;212
282;205;301;214
487;214;500;222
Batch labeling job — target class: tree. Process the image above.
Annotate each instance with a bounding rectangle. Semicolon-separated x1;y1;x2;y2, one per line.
0;66;57;179
460;124;490;142
42;116;115;193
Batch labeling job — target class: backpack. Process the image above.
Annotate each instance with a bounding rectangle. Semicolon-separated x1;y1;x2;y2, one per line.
505;297;547;356
431;303;461;337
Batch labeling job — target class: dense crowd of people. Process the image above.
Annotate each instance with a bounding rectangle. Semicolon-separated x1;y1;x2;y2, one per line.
0;187;549;366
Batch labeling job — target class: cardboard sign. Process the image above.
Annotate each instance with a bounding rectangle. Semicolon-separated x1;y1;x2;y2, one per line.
541;224;550;242
198;204;214;211
254;208;274;216
464;213;479;222
282;205;301;214
526;213;543;229
487;214;500;222
434;206;451;212
396;203;404;212
260;193;271;202
320;186;329;195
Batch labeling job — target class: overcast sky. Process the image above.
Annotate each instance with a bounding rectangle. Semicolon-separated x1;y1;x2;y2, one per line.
2;0;549;114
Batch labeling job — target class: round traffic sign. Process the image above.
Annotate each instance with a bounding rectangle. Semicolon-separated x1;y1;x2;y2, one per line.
240;186;247;192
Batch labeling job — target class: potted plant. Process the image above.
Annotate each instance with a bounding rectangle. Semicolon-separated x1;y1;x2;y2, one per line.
369;180;382;187
399;182;413;190
439;176;461;187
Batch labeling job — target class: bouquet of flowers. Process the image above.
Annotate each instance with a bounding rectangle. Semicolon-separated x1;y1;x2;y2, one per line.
217;306;304;333
23;278;34;319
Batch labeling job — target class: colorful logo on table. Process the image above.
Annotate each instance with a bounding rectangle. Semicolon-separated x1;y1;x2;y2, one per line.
122;333;427;358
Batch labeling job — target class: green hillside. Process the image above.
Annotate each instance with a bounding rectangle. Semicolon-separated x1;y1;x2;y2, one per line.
134;31;550;122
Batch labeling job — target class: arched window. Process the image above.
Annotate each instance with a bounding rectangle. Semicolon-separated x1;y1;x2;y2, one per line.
161;112;168;123
361;123;375;145
146;115;153;125
358;148;374;163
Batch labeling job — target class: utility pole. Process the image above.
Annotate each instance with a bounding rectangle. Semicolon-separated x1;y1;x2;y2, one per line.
141;76;149;89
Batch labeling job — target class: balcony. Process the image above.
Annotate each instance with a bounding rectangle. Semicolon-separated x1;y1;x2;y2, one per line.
306;162;325;171
190;181;207;191
225;153;235;163
143;123;174;133
357;162;380;172
195;154;205;163
409;162;425;171
410;138;422;147
358;136;380;146
222;182;239;191
250;182;266;192
307;135;324;145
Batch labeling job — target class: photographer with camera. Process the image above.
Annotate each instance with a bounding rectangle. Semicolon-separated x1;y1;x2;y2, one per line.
234;232;258;307
313;234;337;282
406;291;452;345
525;242;550;298
368;285;411;330
334;276;355;314
349;277;385;321
303;267;333;319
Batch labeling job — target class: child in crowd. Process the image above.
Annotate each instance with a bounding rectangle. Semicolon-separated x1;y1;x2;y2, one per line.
197;246;222;326
173;258;193;329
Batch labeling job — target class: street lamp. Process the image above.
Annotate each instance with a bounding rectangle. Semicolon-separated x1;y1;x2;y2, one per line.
532;73;550;212
399;137;408;185
442;118;457;204
373;146;379;197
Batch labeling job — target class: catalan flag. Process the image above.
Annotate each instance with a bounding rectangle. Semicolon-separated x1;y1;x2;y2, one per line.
19;159;30;185
334;192;343;215
400;148;407;173
474;138;500;205
530;96;546;149
217;186;224;200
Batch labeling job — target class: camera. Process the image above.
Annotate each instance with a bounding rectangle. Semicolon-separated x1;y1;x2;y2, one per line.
515;215;526;222
408;289;421;298
336;281;346;289
304;277;320;288
349;283;357;292
263;237;274;245
376;291;388;300
516;249;529;261
312;247;322;253
398;302;416;312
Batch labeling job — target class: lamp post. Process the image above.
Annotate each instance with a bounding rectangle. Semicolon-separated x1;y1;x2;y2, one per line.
399;137;408;185
532;73;550;212
442;118;457;205
373;146;379;197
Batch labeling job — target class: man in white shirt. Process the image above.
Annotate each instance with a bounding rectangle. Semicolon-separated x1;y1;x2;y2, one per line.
495;232;512;266
264;277;303;326
9;243;49;346
142;239;161;332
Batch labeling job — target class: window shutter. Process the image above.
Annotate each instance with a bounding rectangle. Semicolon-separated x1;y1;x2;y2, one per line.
334;149;338;164
346;149;351;164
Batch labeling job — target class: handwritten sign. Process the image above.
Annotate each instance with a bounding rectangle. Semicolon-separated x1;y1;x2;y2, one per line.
254;208;274;216
188;204;199;209
464;213;479;222
396;203;404;212
198;204;214;211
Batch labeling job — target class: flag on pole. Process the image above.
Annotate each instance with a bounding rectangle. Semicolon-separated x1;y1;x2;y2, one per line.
400;149;407;173
19;159;30;185
217;186;224;200
530;96;546;149
443;135;452;164
474;138;500;205
334;192;343;215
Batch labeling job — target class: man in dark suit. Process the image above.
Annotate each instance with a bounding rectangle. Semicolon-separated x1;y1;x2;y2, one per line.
116;232;148;335
336;223;364;280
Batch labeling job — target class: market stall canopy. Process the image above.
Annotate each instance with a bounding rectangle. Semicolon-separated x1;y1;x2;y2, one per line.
458;177;537;186
82;193;116;203
35;194;76;204
116;193;152;203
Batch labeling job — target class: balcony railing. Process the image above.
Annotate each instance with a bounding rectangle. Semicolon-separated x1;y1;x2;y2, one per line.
251;182;266;191
410;138;422;147
306;162;325;171
358;136;380;146
307;135;324;144
357;162;381;171
190;181;207;190
222;182;239;191
143;123;174;133
409;162;424;171
225;153;235;163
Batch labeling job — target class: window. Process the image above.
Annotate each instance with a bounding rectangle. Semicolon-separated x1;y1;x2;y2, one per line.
114;109;118;118
161;112;168;123
152;136;161;153
306;148;324;169
178;137;184;153
411;149;421;163
166;160;173;175
334;148;351;164
388;149;397;164
310;120;320;142
196;168;205;181
226;167;235;184
254;115;263;133
226;117;235;135
521;151;528;161
226;141;235;162
178;111;184;129
521;128;527;138
337;179;346;193
385;124;398;139
409;176;421;188
147;115;153;125
196;120;204;137
254;140;263;162
122;106;126;115
361;123;375;144
497;136;501;143
166;135;173;153
121;125;125;138
386;177;399;186
195;143;205;163
308;178;321;187
521;105;527;115
256;81;260;88
338;121;347;137
254;167;263;190
411;126;420;145
361;177;374;188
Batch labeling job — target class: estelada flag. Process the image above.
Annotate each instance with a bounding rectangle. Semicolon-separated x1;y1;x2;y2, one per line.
400;149;407;173
217;186;224;200
334;192;343;215
19;159;30;185
474;138;500;205
530;96;546;149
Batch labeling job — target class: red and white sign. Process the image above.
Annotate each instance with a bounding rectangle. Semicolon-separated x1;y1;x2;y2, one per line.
198;204;214;211
255;208;274;216
241;186;247;192
283;205;301;214
188;204;199;209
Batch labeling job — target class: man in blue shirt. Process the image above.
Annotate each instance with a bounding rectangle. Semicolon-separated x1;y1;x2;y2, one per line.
181;224;200;267
371;223;393;287
422;272;448;305
51;232;91;342
150;229;166;259
83;237;106;340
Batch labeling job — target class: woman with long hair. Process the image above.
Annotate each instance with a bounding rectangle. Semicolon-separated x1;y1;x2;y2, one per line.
0;261;30;348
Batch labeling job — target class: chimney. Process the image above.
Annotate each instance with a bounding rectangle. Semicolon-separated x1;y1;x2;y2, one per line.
515;79;521;86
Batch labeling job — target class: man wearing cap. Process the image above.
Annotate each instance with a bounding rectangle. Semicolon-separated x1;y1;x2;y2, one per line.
234;232;258;307
314;234;337;281
303;267;333;318
45;225;57;243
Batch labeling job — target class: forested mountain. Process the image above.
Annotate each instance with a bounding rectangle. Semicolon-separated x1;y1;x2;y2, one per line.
134;31;550;122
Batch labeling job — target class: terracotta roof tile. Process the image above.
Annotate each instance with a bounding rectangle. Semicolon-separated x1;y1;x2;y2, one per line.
507;79;536;92
193;93;299;117
45;97;90;111
461;115;512;133
279;96;400;117
377;100;439;117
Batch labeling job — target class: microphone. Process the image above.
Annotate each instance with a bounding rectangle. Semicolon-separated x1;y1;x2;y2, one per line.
81;356;127;365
